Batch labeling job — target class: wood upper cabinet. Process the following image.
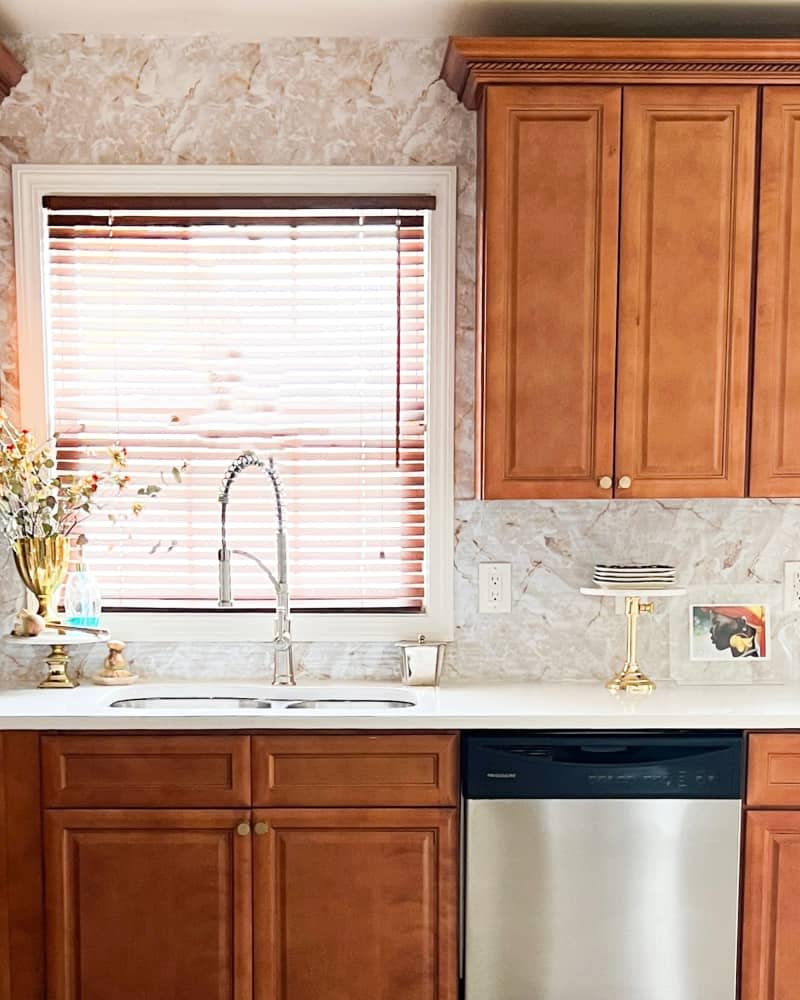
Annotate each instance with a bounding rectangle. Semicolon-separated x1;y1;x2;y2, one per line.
44;809;253;1000
479;84;621;498
253;808;458;1000
444;39;800;500
751;88;800;495
615;85;758;498
476;81;759;500
741;810;800;1000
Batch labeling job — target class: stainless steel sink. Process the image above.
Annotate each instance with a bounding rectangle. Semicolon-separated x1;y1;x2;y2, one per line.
285;699;415;710
110;696;273;710
109;693;416;711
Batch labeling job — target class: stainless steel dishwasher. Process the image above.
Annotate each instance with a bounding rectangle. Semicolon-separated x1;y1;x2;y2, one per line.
463;732;743;1000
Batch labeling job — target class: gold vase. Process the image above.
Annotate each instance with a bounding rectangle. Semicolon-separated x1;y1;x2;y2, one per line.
13;536;71;620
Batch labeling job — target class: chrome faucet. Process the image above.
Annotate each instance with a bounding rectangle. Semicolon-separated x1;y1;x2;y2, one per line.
217;451;294;686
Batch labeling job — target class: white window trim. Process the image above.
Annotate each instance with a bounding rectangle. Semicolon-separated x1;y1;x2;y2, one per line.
12;164;456;642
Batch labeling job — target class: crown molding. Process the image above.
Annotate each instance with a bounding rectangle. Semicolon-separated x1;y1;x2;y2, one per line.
0;40;25;99
441;37;800;109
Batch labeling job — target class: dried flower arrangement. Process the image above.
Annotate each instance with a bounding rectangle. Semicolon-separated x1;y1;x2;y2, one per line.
0;410;180;543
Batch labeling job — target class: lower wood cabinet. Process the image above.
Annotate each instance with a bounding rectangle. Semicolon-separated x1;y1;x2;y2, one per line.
253;809;457;1000
0;733;44;1000
741;810;800;1000
741;734;800;999
44;809;254;1000
34;732;459;1000
43;806;458;1000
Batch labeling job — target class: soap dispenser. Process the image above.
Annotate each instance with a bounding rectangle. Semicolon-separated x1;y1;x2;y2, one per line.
63;554;102;628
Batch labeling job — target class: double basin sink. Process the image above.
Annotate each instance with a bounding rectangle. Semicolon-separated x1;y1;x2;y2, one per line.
109;687;417;712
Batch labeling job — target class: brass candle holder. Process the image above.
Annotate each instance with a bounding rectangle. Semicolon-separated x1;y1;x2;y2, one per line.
606;596;656;693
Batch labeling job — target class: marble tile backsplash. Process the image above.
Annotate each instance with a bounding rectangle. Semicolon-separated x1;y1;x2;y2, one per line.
0;34;798;687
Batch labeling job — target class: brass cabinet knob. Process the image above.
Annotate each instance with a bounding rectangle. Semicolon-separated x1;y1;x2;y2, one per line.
618;475;632;489
598;475;613;490
254;821;269;836
236;822;251;837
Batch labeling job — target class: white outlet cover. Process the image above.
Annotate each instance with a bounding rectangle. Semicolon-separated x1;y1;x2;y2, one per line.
478;562;512;614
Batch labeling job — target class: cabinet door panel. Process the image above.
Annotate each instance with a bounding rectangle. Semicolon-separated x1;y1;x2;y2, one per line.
751;88;800;495
747;733;800;807
254;808;457;1000
615;85;757;498
42;734;251;808
480;84;621;498
741;810;800;1000
0;733;44;1000
45;810;252;1000
251;733;458;807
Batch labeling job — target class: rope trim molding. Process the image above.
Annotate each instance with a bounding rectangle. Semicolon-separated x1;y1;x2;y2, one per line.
470;60;800;74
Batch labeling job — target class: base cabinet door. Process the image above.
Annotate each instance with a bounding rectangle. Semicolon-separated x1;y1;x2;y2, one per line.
741;810;800;1000
0;733;44;1000
253;808;458;1000
44;809;253;1000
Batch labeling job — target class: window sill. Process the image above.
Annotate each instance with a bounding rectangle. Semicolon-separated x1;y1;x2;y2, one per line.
100;609;454;644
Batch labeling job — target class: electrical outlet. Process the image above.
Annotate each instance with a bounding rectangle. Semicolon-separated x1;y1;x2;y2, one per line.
478;562;512;614
785;561;800;612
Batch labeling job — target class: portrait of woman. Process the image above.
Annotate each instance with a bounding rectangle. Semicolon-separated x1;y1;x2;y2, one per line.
690;604;769;661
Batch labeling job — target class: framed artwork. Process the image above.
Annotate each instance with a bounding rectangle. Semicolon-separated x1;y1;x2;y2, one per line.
689;604;770;661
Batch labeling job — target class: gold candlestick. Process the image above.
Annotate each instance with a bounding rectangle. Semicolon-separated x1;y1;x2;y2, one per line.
606;596;657;693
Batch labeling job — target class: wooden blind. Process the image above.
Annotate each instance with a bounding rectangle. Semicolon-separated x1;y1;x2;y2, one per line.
43;200;430;611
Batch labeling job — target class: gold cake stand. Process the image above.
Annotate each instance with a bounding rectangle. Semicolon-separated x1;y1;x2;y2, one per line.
580;587;686;693
4;627;109;689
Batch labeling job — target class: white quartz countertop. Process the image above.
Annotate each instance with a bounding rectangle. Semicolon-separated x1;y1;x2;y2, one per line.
1;678;800;730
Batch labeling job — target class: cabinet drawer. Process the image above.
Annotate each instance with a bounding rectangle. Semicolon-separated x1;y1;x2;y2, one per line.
252;733;459;807
747;734;800;807
42;735;251;808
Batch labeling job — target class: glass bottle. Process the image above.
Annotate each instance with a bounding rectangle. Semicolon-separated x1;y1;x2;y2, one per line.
63;559;102;627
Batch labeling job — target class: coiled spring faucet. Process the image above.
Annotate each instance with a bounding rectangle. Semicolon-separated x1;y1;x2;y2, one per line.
218;451;294;686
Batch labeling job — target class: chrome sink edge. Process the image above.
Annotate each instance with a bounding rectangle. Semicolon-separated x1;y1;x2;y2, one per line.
102;682;423;713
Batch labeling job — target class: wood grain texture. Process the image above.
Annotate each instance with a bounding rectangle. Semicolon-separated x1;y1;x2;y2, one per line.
45;808;253;1000
253;808;458;1000
741;810;800;1000
252;733;459;807
0;739;7;1000
747;734;800;807
0;41;25;98
750;88;800;496
42;734;251;808
479;84;621;499
441;37;800;108
0;733;44;1000
615;85;757;498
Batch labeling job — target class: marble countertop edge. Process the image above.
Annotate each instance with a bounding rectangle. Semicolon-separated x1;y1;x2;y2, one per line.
0;679;799;730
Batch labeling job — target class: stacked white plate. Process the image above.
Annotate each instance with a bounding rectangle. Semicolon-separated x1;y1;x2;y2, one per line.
592;563;676;588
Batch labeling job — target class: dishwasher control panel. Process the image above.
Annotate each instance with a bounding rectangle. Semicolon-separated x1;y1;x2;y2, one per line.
464;732;743;799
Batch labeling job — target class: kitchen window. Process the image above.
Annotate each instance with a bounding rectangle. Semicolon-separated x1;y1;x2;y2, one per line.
13;166;455;641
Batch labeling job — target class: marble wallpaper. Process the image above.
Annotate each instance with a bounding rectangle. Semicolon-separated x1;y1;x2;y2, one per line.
0;34;798;688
